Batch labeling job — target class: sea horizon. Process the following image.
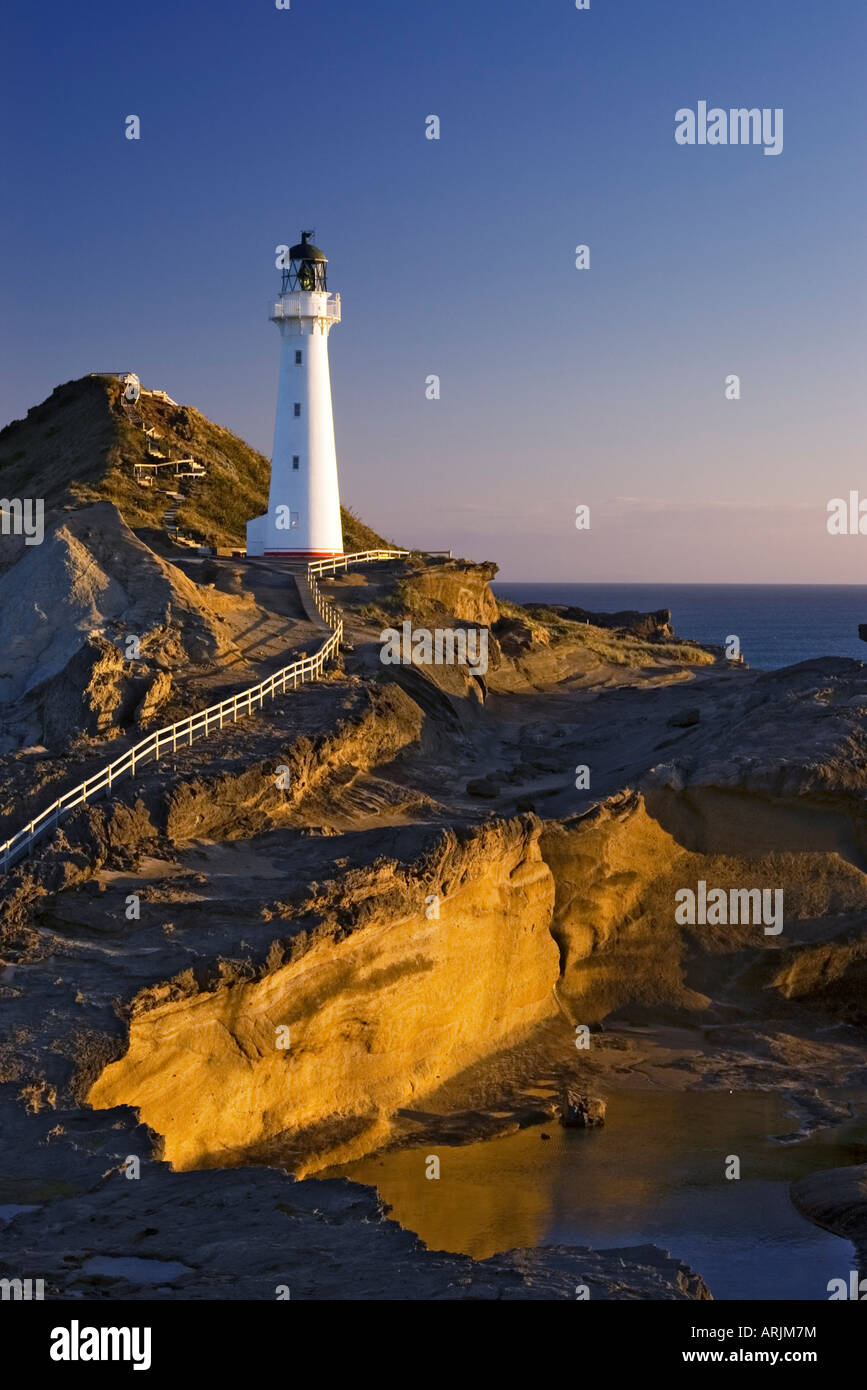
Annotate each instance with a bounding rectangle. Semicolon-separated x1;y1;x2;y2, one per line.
493;581;867;672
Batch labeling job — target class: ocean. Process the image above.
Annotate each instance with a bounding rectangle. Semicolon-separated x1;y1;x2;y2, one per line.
491;583;867;672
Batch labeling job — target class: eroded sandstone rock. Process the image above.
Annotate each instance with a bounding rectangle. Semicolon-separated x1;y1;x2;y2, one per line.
559;1089;607;1127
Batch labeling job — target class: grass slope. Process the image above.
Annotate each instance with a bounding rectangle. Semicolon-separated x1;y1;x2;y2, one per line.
0;375;397;552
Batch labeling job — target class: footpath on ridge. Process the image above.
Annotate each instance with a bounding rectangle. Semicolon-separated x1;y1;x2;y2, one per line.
0;548;408;873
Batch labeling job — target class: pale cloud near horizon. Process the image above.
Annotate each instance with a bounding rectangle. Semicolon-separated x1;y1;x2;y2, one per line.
385;495;823;531
605;497;817;514
382;492;857;584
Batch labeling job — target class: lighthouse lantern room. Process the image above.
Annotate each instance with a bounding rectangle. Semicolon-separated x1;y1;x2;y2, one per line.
246;231;345;560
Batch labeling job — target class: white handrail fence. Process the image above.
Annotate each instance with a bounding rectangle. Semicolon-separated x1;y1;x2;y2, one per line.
0;548;409;873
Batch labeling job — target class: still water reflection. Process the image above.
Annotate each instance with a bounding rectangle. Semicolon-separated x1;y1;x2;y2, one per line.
329;1090;867;1299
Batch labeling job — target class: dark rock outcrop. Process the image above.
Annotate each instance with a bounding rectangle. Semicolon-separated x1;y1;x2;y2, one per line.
553;606;673;639
559;1090;607;1128
493;616;535;656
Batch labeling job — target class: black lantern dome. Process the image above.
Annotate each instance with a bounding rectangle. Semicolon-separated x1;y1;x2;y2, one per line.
282;231;328;293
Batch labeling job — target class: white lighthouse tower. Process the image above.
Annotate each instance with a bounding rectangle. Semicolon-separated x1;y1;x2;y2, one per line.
246;232;344;560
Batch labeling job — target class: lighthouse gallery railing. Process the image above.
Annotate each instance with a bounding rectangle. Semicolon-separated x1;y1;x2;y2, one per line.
0;548;409;873
269;293;341;322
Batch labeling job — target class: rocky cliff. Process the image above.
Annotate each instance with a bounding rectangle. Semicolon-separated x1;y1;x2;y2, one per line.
4;382;867;1301
88;818;559;1174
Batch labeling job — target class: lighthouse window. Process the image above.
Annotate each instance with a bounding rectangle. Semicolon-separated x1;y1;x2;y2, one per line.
294;403;301;416
292;456;299;470
295;351;303;365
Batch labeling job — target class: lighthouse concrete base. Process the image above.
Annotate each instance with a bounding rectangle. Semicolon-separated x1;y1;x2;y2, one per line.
246;513;343;561
246;514;267;557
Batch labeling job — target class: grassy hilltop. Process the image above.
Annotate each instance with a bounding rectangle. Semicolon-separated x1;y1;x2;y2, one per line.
0;374;393;552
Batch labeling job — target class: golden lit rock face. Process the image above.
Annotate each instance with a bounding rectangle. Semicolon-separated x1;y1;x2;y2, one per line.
541;795;694;1021
397;566;500;627
88;820;559;1175
87;791;867;1180
543;791;867;1024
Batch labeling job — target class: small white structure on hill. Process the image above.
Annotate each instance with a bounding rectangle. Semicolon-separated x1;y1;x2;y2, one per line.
246;232;344;560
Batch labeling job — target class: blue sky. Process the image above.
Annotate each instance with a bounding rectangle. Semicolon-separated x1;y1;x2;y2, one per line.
2;0;865;579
